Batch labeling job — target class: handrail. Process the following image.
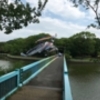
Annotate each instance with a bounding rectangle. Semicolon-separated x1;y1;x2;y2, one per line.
20;56;56;85
0;70;19;100
22;56;52;71
64;57;68;73
63;56;73;100
0;56;56;100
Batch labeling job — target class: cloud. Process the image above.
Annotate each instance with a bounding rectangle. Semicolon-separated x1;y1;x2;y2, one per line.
1;16;100;42
8;0;13;3
26;0;86;19
0;0;100;42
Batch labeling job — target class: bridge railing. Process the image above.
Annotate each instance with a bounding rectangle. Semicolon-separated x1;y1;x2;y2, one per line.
0;70;20;100
20;56;55;85
63;56;73;100
0;56;56;100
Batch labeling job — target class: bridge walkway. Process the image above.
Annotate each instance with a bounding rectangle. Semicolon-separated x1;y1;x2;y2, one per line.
9;56;63;100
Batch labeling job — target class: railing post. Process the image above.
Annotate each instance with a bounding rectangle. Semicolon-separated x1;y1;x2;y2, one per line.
63;56;73;100
0;56;56;100
15;69;20;87
19;69;23;87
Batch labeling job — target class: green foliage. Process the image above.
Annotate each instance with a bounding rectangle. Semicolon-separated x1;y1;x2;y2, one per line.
0;0;48;34
2;38;26;54
70;0;100;29
1;33;50;55
0;31;100;58
65;52;72;60
70;31;96;39
55;38;72;54
55;31;98;58
93;38;100;57
24;33;50;51
70;31;96;57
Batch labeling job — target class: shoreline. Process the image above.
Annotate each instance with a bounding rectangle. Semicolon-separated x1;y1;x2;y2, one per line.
68;58;100;63
0;53;43;61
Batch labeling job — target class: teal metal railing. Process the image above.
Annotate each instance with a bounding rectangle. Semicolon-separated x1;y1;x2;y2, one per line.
0;70;20;100
63;57;73;100
0;56;56;100
20;56;55;85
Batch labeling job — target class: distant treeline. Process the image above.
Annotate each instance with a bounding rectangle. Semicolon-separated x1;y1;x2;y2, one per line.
0;33;50;55
0;32;100;58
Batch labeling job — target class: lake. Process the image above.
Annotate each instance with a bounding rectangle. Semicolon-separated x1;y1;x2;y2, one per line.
0;56;34;76
67;61;100;100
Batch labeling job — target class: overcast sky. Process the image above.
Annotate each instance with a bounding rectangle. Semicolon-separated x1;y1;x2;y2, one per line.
0;0;100;42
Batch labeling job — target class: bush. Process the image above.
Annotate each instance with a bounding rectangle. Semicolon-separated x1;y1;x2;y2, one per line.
65;53;72;60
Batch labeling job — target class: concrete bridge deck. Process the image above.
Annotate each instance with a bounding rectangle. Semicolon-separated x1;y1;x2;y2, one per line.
9;57;63;100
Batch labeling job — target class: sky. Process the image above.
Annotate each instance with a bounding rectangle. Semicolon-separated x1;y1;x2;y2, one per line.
0;0;100;42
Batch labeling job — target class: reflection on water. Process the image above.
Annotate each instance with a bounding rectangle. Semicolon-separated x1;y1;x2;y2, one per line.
0;60;12;71
0;56;33;76
67;61;100;100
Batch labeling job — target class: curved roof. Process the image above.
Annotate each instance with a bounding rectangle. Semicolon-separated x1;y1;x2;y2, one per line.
35;36;52;43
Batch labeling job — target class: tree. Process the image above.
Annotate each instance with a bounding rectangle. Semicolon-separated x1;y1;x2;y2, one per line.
0;0;48;34
2;33;50;55
70;32;96;57
93;38;100;57
70;0;100;29
70;31;96;39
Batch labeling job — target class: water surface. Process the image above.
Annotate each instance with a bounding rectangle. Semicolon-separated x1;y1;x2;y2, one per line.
67;61;100;100
0;56;33;76
0;60;12;70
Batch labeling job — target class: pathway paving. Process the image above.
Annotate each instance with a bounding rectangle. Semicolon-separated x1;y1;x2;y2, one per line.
9;56;63;100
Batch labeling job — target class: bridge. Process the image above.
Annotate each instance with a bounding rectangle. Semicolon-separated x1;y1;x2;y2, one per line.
0;56;73;100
